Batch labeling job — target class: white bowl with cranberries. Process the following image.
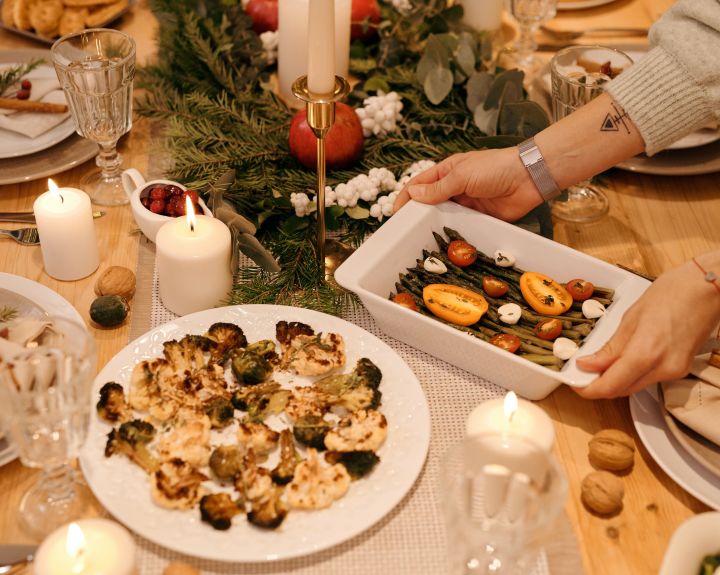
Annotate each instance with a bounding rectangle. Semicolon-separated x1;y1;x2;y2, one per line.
122;168;213;243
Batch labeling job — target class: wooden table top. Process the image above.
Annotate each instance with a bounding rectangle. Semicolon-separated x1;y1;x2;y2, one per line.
1;1;718;573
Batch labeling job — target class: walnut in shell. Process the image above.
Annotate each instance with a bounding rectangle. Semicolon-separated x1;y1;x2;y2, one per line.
95;266;136;300
588;429;635;472
581;470;624;515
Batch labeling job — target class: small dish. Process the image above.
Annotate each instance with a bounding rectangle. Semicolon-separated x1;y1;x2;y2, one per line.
121;168;212;243
659;512;720;575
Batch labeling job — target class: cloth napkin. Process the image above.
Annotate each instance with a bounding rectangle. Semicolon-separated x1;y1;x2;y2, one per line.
0;317;56;361
0;66;71;139
661;353;720;446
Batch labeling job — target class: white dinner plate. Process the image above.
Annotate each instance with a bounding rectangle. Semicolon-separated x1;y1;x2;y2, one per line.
557;0;617;10
630;386;720;510
0;51;76;159
79;304;432;562
0;272;85;467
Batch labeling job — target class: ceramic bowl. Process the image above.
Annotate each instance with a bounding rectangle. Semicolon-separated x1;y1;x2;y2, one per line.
659;512;720;575
121;168;212;243
334;200;651;400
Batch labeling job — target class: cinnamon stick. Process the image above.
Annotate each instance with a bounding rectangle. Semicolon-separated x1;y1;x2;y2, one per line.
0;98;68;114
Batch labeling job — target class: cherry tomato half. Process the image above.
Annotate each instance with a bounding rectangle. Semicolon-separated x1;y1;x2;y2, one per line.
393;292;418;312
519;272;573;315
447;240;478;267
482;276;509;298
423;284;488;326
534;318;563;341
489;333;521;353
566;278;595;302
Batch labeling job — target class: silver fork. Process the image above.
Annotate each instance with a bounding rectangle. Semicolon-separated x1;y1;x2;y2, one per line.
0;227;40;245
540;25;648;41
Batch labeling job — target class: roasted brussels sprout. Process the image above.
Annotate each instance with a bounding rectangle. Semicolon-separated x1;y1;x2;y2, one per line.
97;381;130;423
232;382;289;422
325;450;380;479
205;397;235;429
209;445;244;482
231;351;273;385
199;492;243;530
292;415;331;450
245;339;278;363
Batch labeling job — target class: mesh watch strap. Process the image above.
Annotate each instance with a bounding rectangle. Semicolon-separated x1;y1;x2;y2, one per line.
518;138;561;202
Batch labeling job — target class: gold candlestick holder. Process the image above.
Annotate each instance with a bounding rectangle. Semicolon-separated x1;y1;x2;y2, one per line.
292;75;352;277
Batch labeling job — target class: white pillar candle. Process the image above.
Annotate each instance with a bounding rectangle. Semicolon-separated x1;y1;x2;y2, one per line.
461;0;503;31
32;179;100;281
308;0;336;94
156;201;233;316
278;0;351;102
466;391;555;452
33;519;136;575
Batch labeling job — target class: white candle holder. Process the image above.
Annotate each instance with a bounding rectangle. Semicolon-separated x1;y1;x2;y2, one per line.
291;74;353;273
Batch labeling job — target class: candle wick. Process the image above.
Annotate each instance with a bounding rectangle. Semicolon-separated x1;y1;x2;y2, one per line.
190;221;195;232
59;193;64;204
508;410;515;423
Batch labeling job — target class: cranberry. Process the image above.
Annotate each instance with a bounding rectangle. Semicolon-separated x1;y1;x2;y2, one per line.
16;89;30;100
149;199;166;214
184;190;199;203
164;184;184;197
149;186;167;201
21;79;32;90
140;196;151;208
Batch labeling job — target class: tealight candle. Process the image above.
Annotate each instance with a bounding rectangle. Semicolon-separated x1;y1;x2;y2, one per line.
466;391;555;452
32;178;99;281
33;519;136;575
277;0;351;101
155;196;233;316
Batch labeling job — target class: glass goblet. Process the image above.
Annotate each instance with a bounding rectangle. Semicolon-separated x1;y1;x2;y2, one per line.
439;432;567;574
504;0;557;79
51;29;136;207
0;317;96;539
549;45;633;222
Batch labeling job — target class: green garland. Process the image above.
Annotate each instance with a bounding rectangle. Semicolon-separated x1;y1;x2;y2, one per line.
137;0;549;314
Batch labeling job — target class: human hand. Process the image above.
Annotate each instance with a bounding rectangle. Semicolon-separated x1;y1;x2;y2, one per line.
392;148;544;222
575;259;720;399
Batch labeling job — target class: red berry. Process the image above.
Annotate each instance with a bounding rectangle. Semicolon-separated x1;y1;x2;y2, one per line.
192;203;202;216
140;197;151;208
149;186;167;201
21;79;32;90
164;184;184;197
16;89;30;100
184;190;199;203
149;199;166;214
173;198;186;216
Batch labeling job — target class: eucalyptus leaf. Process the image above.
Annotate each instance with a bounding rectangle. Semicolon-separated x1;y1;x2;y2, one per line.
474;104;499;136
416;35;451;85
441;4;464;22
455;43;476;77
484;69;525;110
458;32;477;55
453;68;467;85
498;101;551;138
466;71;493;112
345;205;370;219
499;79;522;107
437;33;459;54
424;66;454;105
364;77;391;93
325;205;345;230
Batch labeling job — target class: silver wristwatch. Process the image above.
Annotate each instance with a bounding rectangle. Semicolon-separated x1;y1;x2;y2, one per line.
518;137;561;202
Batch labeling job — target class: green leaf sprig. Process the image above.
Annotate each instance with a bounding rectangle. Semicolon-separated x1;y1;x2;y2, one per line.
0;59;45;96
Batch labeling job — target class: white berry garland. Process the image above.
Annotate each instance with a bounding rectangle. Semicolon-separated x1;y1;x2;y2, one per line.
260;31;279;65
355;91;404;137
391;0;413;14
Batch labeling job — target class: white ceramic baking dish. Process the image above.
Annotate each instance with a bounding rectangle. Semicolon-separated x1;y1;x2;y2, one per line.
335;200;651;400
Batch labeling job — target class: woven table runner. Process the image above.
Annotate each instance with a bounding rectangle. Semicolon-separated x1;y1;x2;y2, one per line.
128;239;585;575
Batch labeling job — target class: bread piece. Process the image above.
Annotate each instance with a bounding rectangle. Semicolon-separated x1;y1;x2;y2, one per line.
62;0;116;6
12;0;36;30
58;6;88;35
29;0;62;35
84;0;127;26
1;0;16;27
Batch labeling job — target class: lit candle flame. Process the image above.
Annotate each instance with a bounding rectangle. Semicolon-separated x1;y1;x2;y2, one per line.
66;522;87;573
185;195;196;233
503;391;518;423
48;178;64;204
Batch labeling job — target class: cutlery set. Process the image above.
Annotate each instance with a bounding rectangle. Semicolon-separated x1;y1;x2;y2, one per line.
0;211;105;246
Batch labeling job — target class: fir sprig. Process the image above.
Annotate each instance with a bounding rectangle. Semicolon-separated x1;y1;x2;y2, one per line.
0;59;44;96
0;306;18;323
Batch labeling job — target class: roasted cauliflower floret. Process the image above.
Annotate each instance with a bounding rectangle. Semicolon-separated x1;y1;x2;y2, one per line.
97;381;131;423
272;429;300;485
237;421;280;457
158;414;212;468
286;448;351;509
129;358;166;411
231;382;290;422
105;419;159;473
275;321;314;346
205;322;247;364
199;492;243;530
284;385;333;422
151;458;208;510
163;335;215;374
247;484;288;530
324;409;388;453
315;358;382;411
281;332;346;376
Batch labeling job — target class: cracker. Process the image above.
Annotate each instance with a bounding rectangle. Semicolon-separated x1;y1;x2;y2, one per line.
58;6;88;35
1;0;16;27
12;0;36;30
29;0;63;35
62;0;116;7
84;0;126;27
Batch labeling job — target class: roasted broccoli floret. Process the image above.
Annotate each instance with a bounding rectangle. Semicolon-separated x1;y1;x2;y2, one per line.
325;450;380;479
205;398;235;429
232;382;289;422
276;320;314;346
206;322;247;364
105;419;159;473
96;381;130;423
199;493;243;530
337;385;382;411
271;429;299;485
292;415;331;450
231;351;273;385
209;445;244;482
247;486;288;530
353;358;382;389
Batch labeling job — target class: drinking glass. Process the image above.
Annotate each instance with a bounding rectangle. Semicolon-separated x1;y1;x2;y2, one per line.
0;317;96;539
504;0;557;79
51;29;136;207
550;45;633;222
439;432;567;574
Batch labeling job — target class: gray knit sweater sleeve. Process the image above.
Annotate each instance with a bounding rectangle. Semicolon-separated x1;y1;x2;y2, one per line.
605;0;720;156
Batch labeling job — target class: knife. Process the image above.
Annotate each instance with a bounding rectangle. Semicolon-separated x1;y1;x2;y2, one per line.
0;211;105;223
0;544;37;571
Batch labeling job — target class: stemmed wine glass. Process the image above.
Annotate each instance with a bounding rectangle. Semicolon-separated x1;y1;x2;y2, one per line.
504;0;558;79
549;45;633;222
0;317;96;539
51;29;136;207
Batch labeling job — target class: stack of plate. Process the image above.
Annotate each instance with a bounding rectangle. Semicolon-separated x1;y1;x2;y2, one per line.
0;49;98;186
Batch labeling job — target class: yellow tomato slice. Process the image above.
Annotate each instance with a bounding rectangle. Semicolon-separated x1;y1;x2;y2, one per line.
519;272;573;315
423;284;489;326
